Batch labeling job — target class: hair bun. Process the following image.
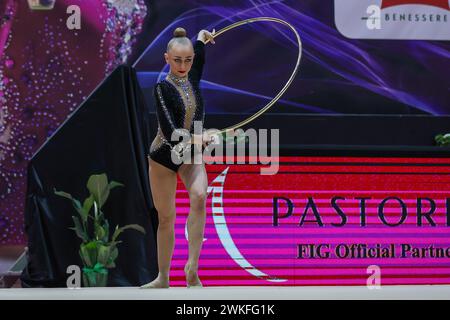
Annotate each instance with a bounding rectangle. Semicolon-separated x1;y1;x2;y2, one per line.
173;27;187;38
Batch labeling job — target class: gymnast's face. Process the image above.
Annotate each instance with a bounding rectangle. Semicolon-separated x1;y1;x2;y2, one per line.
165;43;194;78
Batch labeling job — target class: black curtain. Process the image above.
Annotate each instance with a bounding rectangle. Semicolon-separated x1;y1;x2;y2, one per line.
20;65;158;287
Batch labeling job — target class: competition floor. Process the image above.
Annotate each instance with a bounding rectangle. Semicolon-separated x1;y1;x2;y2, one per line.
1;285;450;300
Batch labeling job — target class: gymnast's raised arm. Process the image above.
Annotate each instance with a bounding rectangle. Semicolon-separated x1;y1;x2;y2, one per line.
189;29;215;82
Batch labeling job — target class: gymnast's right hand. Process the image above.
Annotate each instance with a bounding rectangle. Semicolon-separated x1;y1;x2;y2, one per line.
197;29;216;44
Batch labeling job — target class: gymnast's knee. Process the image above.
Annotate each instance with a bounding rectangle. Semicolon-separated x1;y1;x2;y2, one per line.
190;189;207;211
156;207;176;227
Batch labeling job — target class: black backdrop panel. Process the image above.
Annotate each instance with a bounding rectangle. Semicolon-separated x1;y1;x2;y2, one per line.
20;65;158;287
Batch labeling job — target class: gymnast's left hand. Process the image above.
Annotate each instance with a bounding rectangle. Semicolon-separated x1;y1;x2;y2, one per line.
197;28;216;44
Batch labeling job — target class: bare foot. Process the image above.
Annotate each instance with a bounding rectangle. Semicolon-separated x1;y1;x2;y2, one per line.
184;263;203;288
140;274;169;289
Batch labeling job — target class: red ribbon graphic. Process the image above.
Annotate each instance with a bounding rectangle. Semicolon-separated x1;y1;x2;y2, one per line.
381;0;450;10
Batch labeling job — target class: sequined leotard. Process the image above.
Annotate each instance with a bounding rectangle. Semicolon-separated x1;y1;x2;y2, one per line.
148;40;206;172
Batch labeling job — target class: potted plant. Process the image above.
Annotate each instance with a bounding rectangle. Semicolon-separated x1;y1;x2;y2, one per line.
435;133;450;147
54;173;145;287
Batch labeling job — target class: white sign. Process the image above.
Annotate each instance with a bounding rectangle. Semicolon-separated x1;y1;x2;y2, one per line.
335;0;450;40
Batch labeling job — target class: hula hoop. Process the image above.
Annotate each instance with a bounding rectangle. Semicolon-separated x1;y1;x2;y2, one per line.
204;17;302;135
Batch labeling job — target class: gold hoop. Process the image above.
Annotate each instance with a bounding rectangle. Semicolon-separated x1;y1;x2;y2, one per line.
203;17;303;135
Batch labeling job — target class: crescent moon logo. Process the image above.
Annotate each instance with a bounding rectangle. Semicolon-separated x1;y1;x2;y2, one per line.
186;167;286;283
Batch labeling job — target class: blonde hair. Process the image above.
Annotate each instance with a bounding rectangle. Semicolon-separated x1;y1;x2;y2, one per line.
167;27;192;52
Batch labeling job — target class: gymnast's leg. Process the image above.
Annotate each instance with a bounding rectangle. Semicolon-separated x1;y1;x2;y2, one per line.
178;162;208;287
141;157;178;288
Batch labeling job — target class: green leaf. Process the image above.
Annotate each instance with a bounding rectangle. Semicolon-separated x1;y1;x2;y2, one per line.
110;246;119;261
87;174;109;209
108;181;124;190
102;220;110;243
81;194;94;223
80;241;102;267
112;225;120;242
105;246;119;268
55;189;86;219
95;224;106;240
79;246;92;267
71;216;88;242
85;241;98;250
110;240;123;246
435;133;450;146
111;224;146;242
125;224;146;234
54;189;74;200
97;244;111;266
72;199;87;219
97;209;105;222
55;189;81;209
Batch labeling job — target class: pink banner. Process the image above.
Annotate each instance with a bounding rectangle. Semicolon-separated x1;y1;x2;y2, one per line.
170;156;450;286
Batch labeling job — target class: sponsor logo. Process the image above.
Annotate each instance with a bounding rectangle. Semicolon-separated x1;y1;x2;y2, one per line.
335;0;450;40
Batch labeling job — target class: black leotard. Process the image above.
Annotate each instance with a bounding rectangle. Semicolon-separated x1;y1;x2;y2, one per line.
148;40;206;172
